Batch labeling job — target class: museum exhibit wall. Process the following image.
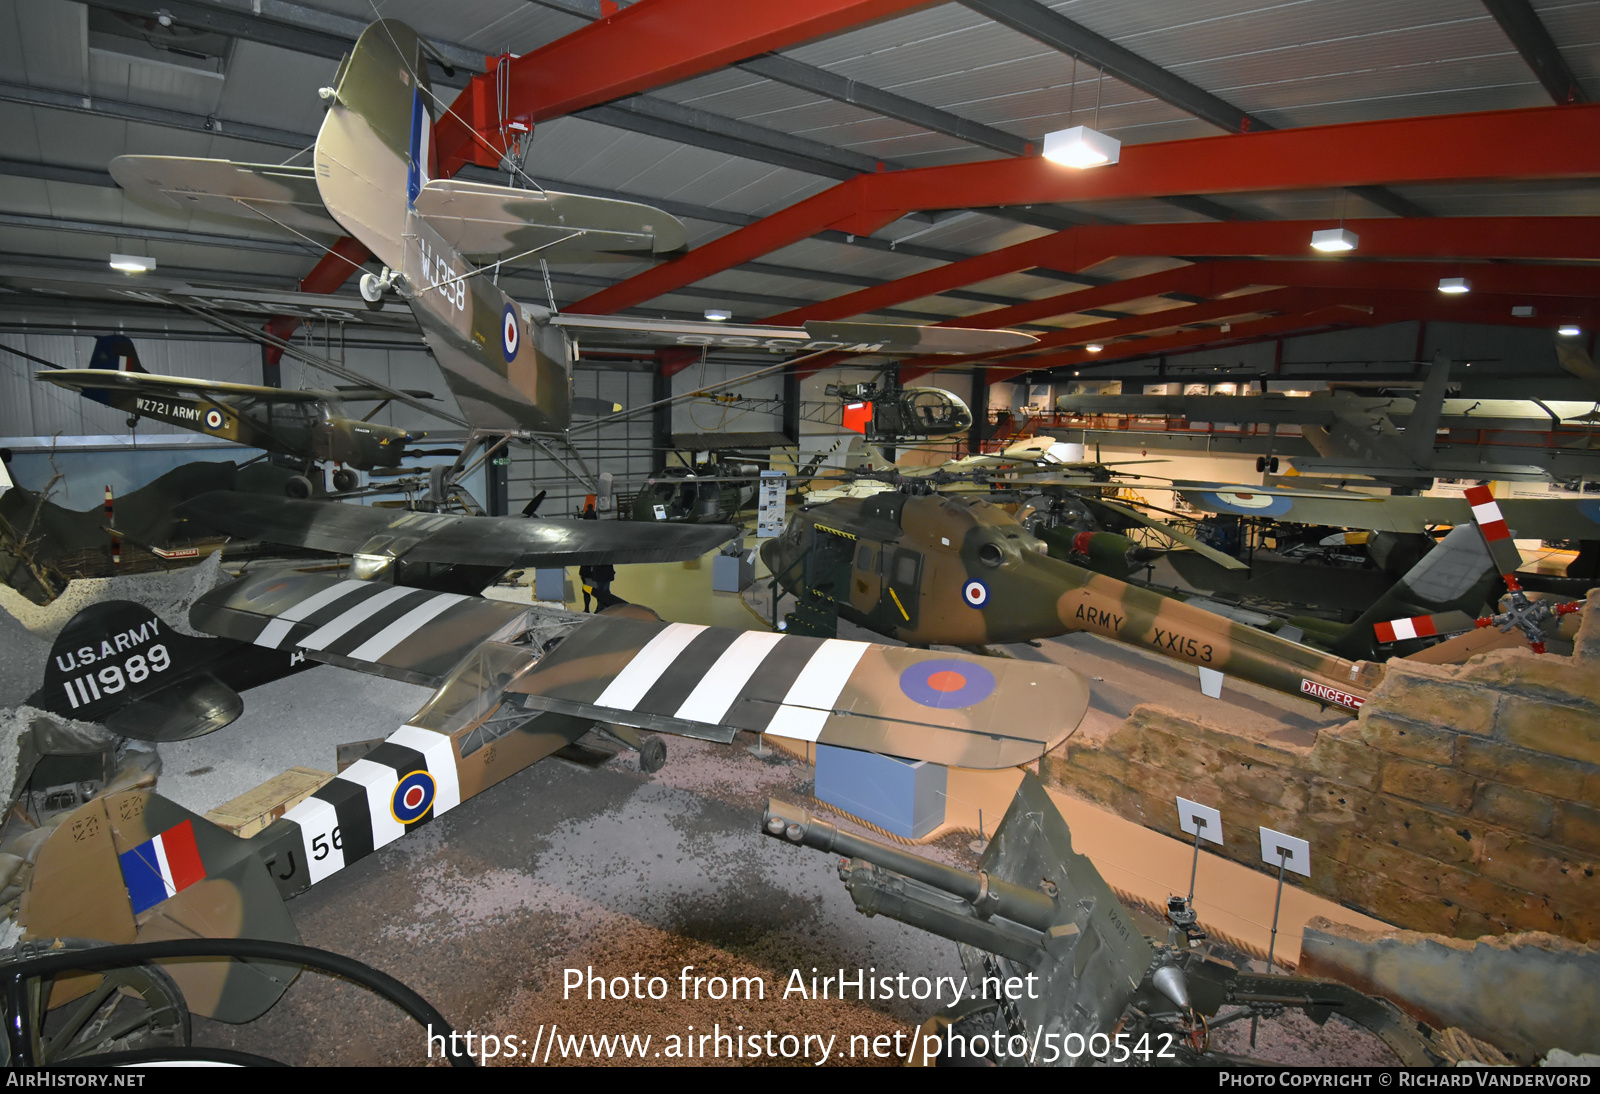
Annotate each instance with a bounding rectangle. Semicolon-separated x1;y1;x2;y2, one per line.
1043;590;1600;942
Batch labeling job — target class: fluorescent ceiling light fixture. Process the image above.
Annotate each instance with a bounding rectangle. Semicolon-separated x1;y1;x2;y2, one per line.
110;253;155;273
1438;277;1470;294
1085;343;1104;353
1309;228;1358;253
1041;125;1121;169
703;309;731;321
1559;324;1582;336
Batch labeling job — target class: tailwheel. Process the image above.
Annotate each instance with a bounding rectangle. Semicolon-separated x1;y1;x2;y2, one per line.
21;940;191;1064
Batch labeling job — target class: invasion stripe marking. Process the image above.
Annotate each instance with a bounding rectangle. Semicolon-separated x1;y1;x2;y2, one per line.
345;593;468;663
297;585;418;650
719;635;826;732
316;589;439;658
281;796;344;883
316;777;374;865
764;639;870;742
674;630;786;725
255;580;370;648
387;725;461;814
632;628;744;717
593;623;707;710
339;759;407;850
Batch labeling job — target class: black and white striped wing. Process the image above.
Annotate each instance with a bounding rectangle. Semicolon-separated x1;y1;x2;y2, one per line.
192;571;533;685
509;618;1089;770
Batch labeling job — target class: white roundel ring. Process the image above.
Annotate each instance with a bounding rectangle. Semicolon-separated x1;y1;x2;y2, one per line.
962;579;990;608
203;408;225;430
502;304;520;361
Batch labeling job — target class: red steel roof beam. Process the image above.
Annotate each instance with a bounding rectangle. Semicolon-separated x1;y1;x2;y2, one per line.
764;217;1600;326
571;103;1600;317
435;0;938;175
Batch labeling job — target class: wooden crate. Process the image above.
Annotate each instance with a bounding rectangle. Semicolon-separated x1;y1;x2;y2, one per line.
203;766;334;838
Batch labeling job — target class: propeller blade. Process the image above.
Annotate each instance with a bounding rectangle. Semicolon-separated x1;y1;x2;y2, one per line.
522;490;547;517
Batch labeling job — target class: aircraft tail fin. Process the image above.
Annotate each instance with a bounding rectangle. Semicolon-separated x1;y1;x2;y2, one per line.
1331;523;1497;660
23;787;301;1022
28;600;245;741
1404;352;1450;465
87;335;148;375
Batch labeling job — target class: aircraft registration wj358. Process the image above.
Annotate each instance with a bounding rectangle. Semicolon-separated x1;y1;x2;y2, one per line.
13;566;1091;1021
109;20;1035;436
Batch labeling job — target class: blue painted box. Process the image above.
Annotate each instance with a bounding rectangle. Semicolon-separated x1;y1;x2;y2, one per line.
814;744;947;839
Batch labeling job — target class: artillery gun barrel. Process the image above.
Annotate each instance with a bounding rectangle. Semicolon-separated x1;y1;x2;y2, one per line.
762;797;1057;932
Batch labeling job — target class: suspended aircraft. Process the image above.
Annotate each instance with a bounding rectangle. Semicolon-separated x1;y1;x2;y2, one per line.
109;20;1035;442
32;335;445;494
826;375;975;443
1057;356;1553;488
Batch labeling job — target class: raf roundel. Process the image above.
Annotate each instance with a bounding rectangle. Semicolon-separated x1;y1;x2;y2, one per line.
962;578;989;608
391;770;436;825
899;658;997;710
203;408;225;431
1198;488;1293;517
502;304;521;362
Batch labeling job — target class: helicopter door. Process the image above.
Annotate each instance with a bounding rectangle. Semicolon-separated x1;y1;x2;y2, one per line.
885;547;921;629
805;528;857;605
851;541;882;612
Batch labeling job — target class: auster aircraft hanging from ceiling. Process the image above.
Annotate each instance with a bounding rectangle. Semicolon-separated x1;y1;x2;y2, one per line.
108;20;1036;439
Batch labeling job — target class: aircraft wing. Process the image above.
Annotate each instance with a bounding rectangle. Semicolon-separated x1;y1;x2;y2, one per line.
415;179;686;262
193;570;1088;768
1179;483;1600;540
1056;393;1353;424
39;369;327;402
110;156;339;236
552;315;1037;356
178;492;740;567
1287;456;1552;482
505;618;1087;769
110;156;688;265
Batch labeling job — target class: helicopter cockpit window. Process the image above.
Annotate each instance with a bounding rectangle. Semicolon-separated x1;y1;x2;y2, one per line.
856;544;875;571
895;553;918;585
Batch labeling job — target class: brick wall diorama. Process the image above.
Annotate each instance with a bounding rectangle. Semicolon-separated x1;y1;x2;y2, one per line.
1041;590;1600;941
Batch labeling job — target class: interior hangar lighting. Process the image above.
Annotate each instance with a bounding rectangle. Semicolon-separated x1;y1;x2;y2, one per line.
1041;125;1121;169
1085;343;1104;353
1438;277;1470;294
1559;324;1582;336
109;253;156;273
703;309;732;322
1309;228;1358;253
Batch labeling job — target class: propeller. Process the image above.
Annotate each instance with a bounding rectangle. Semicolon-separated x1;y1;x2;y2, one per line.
522;490;547;517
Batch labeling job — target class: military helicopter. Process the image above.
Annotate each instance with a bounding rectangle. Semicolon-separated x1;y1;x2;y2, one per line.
760;485;1579;710
32;336;451;495
826;374;974;443
630;460;759;523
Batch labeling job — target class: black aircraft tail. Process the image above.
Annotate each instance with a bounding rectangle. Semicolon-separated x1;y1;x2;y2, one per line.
30;600;260;741
1330;524;1498;661
81;335;149;410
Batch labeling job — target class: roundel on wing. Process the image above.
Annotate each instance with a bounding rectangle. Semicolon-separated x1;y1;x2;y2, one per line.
391;770;436;824
962;578;989;608
502;304;521;362
203;408;225;431
899;658;996;709
1199;489;1293;517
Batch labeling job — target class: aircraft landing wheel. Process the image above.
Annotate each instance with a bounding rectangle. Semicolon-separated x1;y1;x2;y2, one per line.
1255;456;1267;473
22;939;191;1065
332;467;359;492
359;272;385;309
638;736;667;774
284;474;314;499
1268;456;1280;474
